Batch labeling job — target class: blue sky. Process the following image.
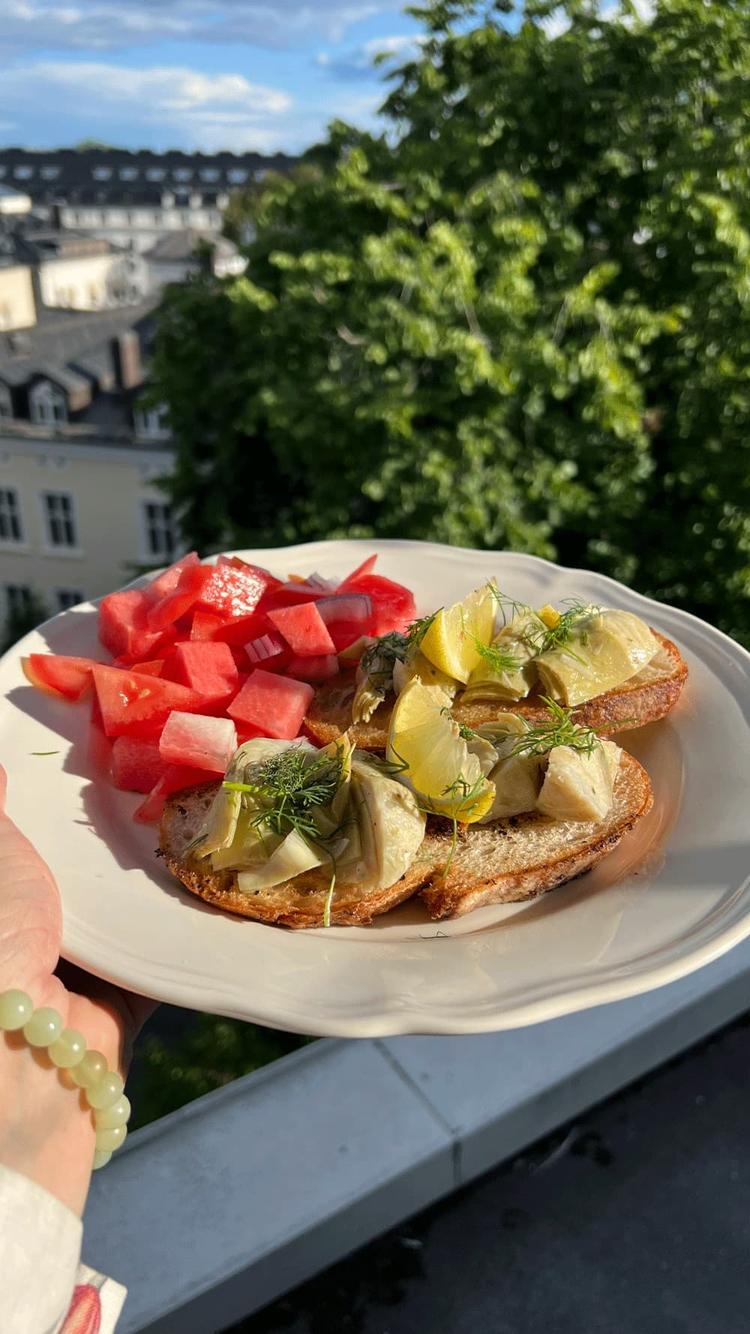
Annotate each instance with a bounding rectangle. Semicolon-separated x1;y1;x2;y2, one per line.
0;1;427;154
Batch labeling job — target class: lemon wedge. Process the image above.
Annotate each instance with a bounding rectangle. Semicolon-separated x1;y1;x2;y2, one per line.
387;678;496;823
419;585;496;684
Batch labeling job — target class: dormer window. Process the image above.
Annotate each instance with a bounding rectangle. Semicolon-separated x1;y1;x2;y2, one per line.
134;402;171;440
29;380;67;426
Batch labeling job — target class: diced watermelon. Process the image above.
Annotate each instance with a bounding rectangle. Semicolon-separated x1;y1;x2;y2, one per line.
314;594;374;651
244;631;288;669
111;736;167;793
133;764;208;824
285;653;339;683
124;658;165;677
23;653;98;702
144;552;200;603
98;589;166;662
147;564;211;631
171;640;239;700
341;573;416;636
197;560;277;620
92;665;205;738
160;711;237;774
211;612;269;647
266;602;336;657
227;670;314;740
190;609;225;641
258;585;325;613
339;553;378;589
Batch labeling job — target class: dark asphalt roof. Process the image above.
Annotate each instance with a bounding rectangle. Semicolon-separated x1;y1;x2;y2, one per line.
0;297;160;386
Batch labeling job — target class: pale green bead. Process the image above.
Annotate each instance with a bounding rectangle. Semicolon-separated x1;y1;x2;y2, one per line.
0;989;33;1031
23;1007;63;1048
92;1149;112;1171
95;1124;127;1153
94;1095;131;1131
48;1028;87;1069
70;1049;107;1088
87;1070;124;1111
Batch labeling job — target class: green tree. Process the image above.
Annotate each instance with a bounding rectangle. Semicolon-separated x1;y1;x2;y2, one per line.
153;0;750;643
1;591;49;653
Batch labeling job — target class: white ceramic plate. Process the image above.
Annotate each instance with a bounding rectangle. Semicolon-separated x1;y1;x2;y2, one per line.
1;540;749;1037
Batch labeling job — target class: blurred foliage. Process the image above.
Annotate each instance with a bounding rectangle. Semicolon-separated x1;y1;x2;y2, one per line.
129;1013;309;1129
153;0;750;644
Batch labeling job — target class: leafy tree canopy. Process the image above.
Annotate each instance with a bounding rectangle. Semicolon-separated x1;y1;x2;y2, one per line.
153;0;750;643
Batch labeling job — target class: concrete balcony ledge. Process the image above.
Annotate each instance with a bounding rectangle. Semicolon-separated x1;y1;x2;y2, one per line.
84;937;750;1334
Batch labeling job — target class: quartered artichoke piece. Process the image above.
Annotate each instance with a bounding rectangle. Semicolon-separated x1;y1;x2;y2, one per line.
535;609;659;707
352;632;410;723
462;610;544;704
348;755;426;893
536;738;622;823
474;714;542;822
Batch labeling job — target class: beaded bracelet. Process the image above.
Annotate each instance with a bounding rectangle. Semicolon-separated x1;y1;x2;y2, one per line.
0;989;130;1170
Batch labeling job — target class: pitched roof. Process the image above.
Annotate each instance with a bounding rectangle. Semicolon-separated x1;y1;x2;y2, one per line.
0;297;160;389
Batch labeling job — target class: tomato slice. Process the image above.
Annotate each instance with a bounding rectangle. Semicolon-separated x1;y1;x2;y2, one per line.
341;573;416;636
23;654;98;702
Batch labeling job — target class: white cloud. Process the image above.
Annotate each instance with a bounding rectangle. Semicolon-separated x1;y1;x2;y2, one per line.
0;0;402;51
316;32;423;79
0;60;293;150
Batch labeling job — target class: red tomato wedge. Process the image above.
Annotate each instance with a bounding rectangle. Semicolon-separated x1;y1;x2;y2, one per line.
111;736;166;793
133;765;208;824
171;640;239;699
144;552;200;603
227;669;314;740
266;602;336;657
339;553;378;589
159;711;237;774
98;589;167;662
285;653;339;683
147;564;211;631
341;573;416;636
92;665;205;738
23;654;98;702
314;594;373;651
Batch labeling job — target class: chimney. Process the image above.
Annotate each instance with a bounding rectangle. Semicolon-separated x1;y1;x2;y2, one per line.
111;330;142;390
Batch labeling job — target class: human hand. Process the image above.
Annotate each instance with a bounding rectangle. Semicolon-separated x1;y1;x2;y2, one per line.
0;766;154;1214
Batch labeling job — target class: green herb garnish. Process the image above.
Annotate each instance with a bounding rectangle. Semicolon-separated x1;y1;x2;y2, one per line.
509;698;599;758
30;750;60;756
407;609;439;648
537;600;597;657
223;744;345;844
472;637;523;676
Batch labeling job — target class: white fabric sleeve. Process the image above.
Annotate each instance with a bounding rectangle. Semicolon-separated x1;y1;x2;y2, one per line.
0;1163;126;1334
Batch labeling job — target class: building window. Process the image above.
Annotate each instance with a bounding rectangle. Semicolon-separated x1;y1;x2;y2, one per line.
143;501;176;560
40;165;60;180
146;167;165;181
5;584;32;618
14;165;33;179
134;404;171;440
0;488;23;542
228;168;247;185
0;383;12;418
42;491;77;548
56;588;84;611
120;166;139;181
30;380;67;426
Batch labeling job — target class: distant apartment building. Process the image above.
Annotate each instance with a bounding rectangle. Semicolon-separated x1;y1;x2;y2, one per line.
15;231;150;312
0;299;179;631
0;146;293;253
0;263;37;333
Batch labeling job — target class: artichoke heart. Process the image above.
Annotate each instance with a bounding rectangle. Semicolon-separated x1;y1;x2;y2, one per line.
237;829;330;893
349;756;426;892
475;714;542;822
352;632;410;723
535;610;659;707
536;738;622;823
462;611;543;704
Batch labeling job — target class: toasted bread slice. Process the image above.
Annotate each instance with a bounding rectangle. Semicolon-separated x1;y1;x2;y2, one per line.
159;783;424;928
305;631;687;751
159;752;652;928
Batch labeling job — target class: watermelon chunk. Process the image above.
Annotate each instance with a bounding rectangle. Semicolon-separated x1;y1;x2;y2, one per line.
266;602;336;657
314;594;374;651
160;711;237;774
190;609;225;641
339;553;378;589
111;736;166;793
285;653;339;683
172;641;239;699
144;552;200;603
227;670;314;740
23;654;98;702
198;560;276;621
133;764;208;824
147;564;211;631
92;665;205;738
341;573;416;636
98;589;165;662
